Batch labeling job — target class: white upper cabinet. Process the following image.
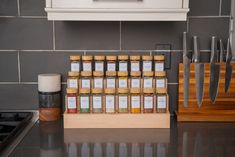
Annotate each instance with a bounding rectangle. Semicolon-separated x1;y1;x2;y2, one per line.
45;0;189;21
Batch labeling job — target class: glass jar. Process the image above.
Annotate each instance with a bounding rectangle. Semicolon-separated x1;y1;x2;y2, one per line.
79;88;90;113
143;88;154;113
130;56;140;72
156;88;168;113
105;71;117;88
117;88;129;113
154;55;165;72
94;56;105;72
70;56;81;72
118;56;128;72
118;72;129;88
92;89;103;113
82;56;93;72
106;56;117;72
143;72;154;89
67;72;79;89
130;88;141;113
66;88;78;113
80;72;92;89
142;56;153;72
155;71;167;89
105;88;116;113
93;72;104;89
130;72;141;88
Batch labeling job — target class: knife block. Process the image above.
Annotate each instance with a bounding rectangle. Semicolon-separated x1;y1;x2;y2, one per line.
177;63;235;122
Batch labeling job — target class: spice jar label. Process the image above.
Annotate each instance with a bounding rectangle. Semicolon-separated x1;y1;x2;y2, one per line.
143;61;152;72
119;79;128;88
131;63;140;72
157;96;167;108
119;96;128;108
93;96;102;108
119;62;128;71
68;97;77;109
156;79;166;88
80;96;89;109
131;96;140;108
106;95;115;109
82;79;91;88
107;63;116;71
71;63;80;72
94;78;103;88
131;79;140;88
95;62;104;72
107;78;116;88
155;63;164;72
144;96;153;109
68;79;78;88
83;63;92;71
144;78;153;88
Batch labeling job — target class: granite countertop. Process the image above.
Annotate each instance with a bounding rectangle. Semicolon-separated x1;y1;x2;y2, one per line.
8;118;235;157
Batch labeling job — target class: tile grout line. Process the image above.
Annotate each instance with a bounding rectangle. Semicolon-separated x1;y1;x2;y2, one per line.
119;21;122;50
17;0;20;16
189;15;230;18
17;51;21;83
219;0;222;16
52;21;56;51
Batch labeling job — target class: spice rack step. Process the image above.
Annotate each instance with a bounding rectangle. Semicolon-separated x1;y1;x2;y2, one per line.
63;112;170;128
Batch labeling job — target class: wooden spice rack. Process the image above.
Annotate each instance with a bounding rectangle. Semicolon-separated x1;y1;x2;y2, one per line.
177;63;235;122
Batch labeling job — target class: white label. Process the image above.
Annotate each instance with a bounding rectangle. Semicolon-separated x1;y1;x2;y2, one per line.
155;63;164;72
144;96;153;109
156;79;166;88
131;79;140;88
119;62;128;71
93;96;102;109
107;63;116;71
83;62;92;71
106;95;115;109
67;97;77;109
144;78;153;88
82;79;90;88
80;96;89;109
94;78;103;88
68;79;78;88
119;79;128;88
131;62;140;72
131;96;140;108
71;62;80;72
95;62;104;72
119;96;128;108
143;61;152;72
157;96;167;109
106;78;116;88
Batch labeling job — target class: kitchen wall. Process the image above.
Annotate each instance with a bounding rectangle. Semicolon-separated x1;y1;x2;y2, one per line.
0;0;231;114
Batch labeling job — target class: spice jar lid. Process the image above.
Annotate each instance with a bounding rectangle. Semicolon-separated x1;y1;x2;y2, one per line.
130;88;141;94
156;88;167;94
118;55;128;60
155;71;166;77
143;71;154;77
68;71;79;77
82;56;93;61
130;71;141;77
105;88;116;94
94;56;105;61
81;71;92;77
154;55;165;61
70;56;81;61
118;71;128;77
142;56;153;60
130;56;140;60
106;71;117;77
92;88;103;94
117;88;129;94
106;56;117;61
143;88;154;94
79;88;90;94
93;71;104;77
67;88;78;94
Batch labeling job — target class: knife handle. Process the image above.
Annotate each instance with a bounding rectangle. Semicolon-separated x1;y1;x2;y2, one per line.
226;38;232;63
218;39;225;63
183;32;190;59
210;36;218;63
192;36;200;63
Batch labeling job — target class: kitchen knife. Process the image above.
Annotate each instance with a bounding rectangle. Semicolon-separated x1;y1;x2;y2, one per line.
219;39;225;62
183;32;191;108
225;38;232;93
209;36;220;104
192;36;204;107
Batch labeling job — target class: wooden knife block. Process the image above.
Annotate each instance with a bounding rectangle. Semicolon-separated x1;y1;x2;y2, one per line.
177;63;235;122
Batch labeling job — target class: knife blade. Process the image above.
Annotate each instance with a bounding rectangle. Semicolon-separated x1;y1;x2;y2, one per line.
192;36;204;107
183;32;190;108
209;36;220;104
225;38;232;93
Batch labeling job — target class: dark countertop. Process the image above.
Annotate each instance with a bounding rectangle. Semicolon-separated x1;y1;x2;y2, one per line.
8;117;235;157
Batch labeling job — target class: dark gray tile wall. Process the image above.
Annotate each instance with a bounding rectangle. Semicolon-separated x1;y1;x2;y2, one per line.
0;0;232;114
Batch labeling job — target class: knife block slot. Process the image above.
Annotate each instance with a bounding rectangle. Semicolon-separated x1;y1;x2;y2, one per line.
177;63;235;122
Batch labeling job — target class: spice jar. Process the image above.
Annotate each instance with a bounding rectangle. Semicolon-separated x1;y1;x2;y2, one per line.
130;88;141;113
118;72;129;88
143;72;154;89
105;71;117;88
106;56;117;72
117;88;129;113
82;56;93;72
143;88;154;113
118;56;128;72
92;89;103;113
70;56;81;72
66;88;78;113
154;55;165;72
67;72;79;89
130;72;141;88
142;56;153;72
130;56;140;72
80;72;92;89
155;71;167;89
94;56;105;72
105;88;116;113
79;88;90;113
156;88;168;113
93;72;104;89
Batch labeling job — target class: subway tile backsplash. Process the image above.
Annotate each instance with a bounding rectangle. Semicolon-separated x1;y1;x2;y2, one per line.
0;0;232;114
